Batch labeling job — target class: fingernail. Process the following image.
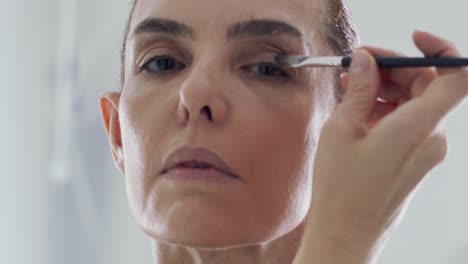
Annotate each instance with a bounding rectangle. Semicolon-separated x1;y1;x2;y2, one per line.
351;50;370;73
414;29;443;40
415;28;429;34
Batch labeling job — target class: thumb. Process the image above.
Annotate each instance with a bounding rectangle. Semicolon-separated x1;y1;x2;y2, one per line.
338;49;380;126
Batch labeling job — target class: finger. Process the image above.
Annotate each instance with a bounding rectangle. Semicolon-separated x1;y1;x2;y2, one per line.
337;49;380;132
413;30;464;75
396;129;447;197
377;78;408;103
368;101;399;129
341;72;404;128
412;30;468;120
340;73;348;91
371;72;467;154
362;46;438;98
357;47;410;100
342;72;402;106
342;72;409;103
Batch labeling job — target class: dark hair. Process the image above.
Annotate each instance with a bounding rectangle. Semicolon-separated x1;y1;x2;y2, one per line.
120;1;138;86
320;0;360;102
120;0;359;103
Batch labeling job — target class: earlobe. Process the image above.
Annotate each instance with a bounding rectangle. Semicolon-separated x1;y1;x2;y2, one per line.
99;92;125;174
111;148;125;175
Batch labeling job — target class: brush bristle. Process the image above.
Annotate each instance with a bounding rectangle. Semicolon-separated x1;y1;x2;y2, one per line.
275;54;294;67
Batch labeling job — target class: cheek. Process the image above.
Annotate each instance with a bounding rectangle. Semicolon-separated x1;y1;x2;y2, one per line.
119;92;175;216
247;88;315;176
265;103;314;190
239;92;315;227
119;111;147;218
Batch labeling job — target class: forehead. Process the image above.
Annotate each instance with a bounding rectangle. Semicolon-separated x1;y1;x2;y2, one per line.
131;0;323;37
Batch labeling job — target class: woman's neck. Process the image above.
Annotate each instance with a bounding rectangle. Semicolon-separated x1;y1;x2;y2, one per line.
152;222;305;264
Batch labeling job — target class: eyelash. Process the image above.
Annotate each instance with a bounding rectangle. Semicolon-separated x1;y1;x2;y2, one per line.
141;55;186;75
140;55;293;82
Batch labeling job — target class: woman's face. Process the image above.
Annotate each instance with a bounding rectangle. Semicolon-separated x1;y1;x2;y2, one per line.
111;0;336;248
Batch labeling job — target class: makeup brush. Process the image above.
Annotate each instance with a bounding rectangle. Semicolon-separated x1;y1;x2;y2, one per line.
275;54;468;68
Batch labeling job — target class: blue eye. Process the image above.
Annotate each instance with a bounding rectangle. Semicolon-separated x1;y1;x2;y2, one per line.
142;56;185;74
244;62;291;80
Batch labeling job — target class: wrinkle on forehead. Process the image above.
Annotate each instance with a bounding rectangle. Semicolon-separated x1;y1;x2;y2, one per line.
133;0;322;18
131;0;325;55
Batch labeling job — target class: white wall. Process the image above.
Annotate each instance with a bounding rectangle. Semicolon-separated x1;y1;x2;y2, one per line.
1;1;466;264
0;0;58;263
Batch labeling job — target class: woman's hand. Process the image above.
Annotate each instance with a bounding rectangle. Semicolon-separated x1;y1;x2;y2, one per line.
294;30;468;264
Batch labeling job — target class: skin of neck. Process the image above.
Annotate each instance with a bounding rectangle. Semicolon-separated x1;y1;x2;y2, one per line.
151;220;306;264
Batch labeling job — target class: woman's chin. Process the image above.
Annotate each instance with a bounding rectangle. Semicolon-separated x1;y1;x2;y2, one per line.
137;203;271;249
141;224;264;249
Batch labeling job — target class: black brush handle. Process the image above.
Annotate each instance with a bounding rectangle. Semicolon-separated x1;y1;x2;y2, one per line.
341;56;468;68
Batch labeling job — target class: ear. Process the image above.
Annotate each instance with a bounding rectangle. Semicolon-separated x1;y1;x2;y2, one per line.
99;92;125;174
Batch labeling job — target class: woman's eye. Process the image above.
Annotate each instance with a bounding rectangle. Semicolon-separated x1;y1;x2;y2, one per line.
244;62;291;80
142;56;186;74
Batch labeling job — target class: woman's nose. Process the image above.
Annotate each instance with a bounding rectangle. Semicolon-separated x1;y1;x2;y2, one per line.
177;65;230;126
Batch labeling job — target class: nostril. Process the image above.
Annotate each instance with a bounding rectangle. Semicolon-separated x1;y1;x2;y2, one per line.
201;106;212;121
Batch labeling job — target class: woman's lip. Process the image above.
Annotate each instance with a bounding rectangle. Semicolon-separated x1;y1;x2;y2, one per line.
160;146;241;180
162;167;239;183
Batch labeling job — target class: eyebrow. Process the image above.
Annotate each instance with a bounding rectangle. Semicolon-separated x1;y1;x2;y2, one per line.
131;18;194;39
131;18;304;42
227;19;304;40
